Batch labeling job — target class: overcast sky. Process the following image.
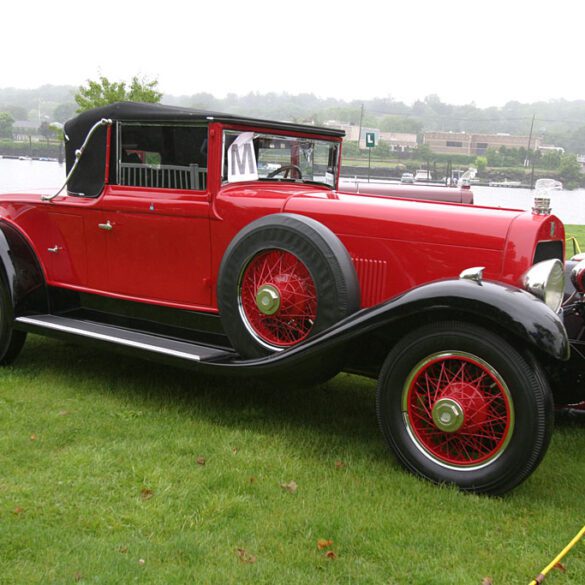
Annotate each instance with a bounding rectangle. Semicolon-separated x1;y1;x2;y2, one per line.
2;0;582;107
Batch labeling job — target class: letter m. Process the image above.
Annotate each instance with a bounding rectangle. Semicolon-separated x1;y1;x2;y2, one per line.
231;143;255;175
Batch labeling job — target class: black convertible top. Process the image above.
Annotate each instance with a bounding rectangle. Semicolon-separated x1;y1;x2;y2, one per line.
63;102;344;197
65;102;345;139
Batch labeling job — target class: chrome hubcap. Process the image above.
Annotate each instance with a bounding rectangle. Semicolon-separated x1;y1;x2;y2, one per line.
255;284;280;315
432;398;464;432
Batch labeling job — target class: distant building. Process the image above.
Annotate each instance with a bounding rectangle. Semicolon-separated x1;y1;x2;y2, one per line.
323;121;416;151
577;155;585;170
13;120;41;141
323;121;360;141
379;131;418;152
423;131;540;156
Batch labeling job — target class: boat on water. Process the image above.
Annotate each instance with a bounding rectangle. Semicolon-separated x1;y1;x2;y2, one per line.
488;179;523;188
488;178;563;190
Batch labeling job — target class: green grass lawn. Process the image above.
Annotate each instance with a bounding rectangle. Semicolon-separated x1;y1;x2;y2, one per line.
1;232;585;584
566;224;585;257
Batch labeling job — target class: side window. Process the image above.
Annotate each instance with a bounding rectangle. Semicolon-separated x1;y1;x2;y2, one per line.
117;124;208;191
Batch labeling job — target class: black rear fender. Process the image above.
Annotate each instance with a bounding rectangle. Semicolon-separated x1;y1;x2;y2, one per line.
0;221;48;315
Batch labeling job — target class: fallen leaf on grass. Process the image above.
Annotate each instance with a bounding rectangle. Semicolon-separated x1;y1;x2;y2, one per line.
138;559;145;566
30;434;37;441
118;546;128;554
232;447;239;455
280;480;298;494
236;548;256;564
140;488;154;500
335;460;345;469
554;562;567;573
249;476;256;484
325;551;337;560
12;506;24;515
58;410;70;417
481;578;493;585
196;456;206;466
74;571;83;582
317;538;333;551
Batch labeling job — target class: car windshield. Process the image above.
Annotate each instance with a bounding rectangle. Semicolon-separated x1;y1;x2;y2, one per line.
222;130;339;187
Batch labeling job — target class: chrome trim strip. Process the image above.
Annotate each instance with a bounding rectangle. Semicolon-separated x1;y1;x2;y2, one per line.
15;317;201;362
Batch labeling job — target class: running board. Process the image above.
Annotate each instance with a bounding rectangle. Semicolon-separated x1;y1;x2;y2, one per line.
15;315;235;363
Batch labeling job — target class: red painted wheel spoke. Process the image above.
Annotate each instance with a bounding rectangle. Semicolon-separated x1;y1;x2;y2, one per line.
406;354;512;467
240;249;317;348
451;361;466;383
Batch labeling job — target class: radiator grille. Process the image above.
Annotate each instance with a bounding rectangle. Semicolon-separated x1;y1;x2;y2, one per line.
533;240;563;264
352;258;388;306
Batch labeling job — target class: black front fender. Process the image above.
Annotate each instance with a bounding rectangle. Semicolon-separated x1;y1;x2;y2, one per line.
198;278;569;377
359;278;570;362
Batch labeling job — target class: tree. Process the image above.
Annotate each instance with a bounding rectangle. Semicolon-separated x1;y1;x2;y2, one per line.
416;144;433;161
485;147;502;167
540;151;561;170
49;122;64;141
127;76;162;103
0;112;14;138
75;75;162;112
39;121;52;140
380;115;423;134
567;126;585;154
2;105;27;121
53;102;77;123
474;156;488;173
558;154;583;188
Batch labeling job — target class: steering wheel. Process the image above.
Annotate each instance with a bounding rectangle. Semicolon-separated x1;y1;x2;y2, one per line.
267;165;303;180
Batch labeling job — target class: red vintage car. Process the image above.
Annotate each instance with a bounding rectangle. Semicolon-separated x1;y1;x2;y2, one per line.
0;102;573;495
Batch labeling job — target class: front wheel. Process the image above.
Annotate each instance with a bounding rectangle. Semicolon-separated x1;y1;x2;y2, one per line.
376;321;553;495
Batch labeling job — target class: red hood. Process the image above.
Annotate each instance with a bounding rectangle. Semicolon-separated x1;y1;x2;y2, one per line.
285;190;523;251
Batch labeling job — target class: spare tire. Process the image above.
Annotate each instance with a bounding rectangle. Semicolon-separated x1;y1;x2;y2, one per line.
217;213;360;359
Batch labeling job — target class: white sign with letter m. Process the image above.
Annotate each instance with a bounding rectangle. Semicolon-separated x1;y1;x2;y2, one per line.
227;132;258;183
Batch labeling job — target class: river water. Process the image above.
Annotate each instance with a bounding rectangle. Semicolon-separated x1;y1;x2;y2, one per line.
1;158;584;225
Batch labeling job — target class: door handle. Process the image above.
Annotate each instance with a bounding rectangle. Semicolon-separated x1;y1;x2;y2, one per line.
98;221;113;231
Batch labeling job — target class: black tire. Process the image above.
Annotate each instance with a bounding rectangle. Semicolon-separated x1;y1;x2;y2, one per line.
217;213;360;359
0;277;26;364
376;321;554;495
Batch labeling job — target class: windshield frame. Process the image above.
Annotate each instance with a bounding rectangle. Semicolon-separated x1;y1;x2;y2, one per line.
220;124;342;189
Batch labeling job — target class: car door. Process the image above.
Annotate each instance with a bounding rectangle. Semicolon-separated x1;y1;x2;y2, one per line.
99;184;211;307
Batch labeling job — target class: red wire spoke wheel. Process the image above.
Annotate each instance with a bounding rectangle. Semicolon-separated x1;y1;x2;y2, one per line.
217;214;360;359
376;321;554;495
239;249;318;347
403;352;513;469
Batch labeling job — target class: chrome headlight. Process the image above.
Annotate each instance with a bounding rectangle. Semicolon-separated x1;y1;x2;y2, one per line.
522;259;565;312
571;259;585;293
